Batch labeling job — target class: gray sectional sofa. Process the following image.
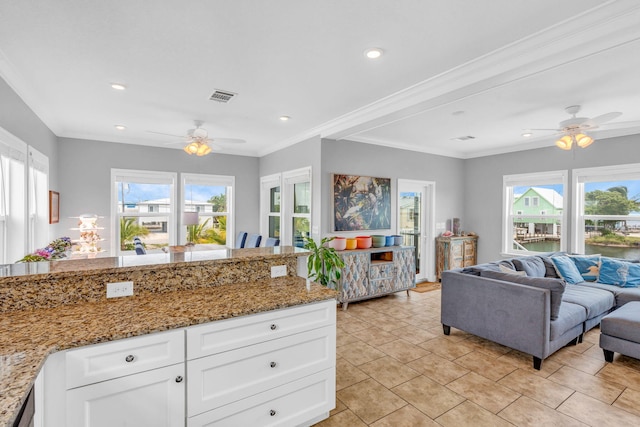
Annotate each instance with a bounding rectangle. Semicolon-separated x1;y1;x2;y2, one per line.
441;253;640;369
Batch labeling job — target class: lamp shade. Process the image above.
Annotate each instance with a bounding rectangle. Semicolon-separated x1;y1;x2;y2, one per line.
576;133;594;148
555;135;573;150
182;211;199;226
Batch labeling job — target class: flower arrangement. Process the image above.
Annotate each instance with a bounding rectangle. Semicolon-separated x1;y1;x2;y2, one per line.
17;237;72;262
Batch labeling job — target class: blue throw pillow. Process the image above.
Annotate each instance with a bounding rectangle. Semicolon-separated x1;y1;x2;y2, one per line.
570;254;600;282
551;255;584;284
599;257;640;288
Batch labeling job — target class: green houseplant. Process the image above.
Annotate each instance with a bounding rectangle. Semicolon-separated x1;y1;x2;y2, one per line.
303;236;345;287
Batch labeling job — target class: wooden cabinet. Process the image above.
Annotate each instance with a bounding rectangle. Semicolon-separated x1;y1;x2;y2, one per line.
436;235;478;280
336;246;415;309
186;300;336;426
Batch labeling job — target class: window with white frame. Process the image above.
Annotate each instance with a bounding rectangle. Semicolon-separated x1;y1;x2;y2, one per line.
260;174;281;241
28;147;49;252
503;170;567;254
573;163;640;257
285;167;311;248
181;173;234;247
111;169;177;255
0;129;27;264
261;167;311;247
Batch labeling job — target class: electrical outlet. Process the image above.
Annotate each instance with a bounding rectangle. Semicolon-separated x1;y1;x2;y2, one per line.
271;265;287;278
107;281;134;298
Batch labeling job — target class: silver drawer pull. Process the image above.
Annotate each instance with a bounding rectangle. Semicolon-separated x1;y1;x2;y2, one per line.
270;361;277;368
270;324;277;330
175;376;183;383
270;410;276;417
125;355;135;363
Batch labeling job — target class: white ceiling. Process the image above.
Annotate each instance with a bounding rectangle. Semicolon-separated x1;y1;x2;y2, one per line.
1;0;639;159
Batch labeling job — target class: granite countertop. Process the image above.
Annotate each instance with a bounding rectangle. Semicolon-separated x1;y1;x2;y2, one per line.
0;276;336;426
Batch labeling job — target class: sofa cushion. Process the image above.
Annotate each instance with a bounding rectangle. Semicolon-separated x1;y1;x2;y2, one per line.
551;255;585;284
599;257;640;288
499;263;526;275
570;254;601;282
600;301;640;343
550;302;586;341
539;256;560;278
512;256;547;278
462;260;515;276
480;270;565;320
561;285;615;319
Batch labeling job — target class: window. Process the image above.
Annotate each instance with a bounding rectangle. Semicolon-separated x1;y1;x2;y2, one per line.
261;174;281;241
261;167;311;247
0;129;27;264
503;170;567;255
182;173;234;248
573;164;640;257
28;147;49;253
111;169;177;255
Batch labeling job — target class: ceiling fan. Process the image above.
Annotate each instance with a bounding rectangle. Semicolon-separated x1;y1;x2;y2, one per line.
529;105;622;150
148;120;245;156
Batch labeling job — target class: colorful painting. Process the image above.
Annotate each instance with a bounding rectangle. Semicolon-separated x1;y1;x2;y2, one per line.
333;174;391;231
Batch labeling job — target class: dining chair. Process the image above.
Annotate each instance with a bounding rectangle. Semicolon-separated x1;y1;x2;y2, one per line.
134;242;146;255
245;234;262;248
235;231;248;249
265;237;280;247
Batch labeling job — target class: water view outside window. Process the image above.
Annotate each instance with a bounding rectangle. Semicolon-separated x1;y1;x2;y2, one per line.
511;183;564;253
581;180;640;259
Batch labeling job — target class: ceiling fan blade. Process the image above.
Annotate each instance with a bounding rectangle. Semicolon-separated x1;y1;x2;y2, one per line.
527;128;562;132
583;112;622;127
211;138;246;144
147;130;185;138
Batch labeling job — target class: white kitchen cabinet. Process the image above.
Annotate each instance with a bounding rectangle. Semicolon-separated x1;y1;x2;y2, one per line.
66;363;185;427
186;300;336;425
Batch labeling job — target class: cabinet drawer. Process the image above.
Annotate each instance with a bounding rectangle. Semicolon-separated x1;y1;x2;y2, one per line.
187;325;335;417
66;329;184;389
187;300;335;360
187;367;335;427
369;263;394;280
369;278;394;295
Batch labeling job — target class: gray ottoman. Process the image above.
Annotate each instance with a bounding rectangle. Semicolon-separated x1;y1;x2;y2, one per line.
600;301;640;362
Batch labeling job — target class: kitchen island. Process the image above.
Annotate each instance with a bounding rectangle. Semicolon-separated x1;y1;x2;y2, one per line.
0;247;337;426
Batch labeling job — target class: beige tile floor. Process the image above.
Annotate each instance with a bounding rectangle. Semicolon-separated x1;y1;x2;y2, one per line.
314;289;640;427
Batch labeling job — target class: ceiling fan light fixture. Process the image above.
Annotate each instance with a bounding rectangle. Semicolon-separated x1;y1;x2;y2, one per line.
184;142;199;155
576;133;594;148
555;135;573;150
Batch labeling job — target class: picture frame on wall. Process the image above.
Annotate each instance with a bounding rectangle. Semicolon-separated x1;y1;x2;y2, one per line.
49;191;59;224
333;174;391;231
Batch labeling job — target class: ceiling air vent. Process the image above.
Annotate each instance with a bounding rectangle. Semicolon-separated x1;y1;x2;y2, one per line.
451;135;476;142
209;89;237;103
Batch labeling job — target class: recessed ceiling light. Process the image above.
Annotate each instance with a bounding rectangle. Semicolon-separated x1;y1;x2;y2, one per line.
111;83;126;91
279;116;290;121
522;132;533;137
114;125;127;131
364;48;383;59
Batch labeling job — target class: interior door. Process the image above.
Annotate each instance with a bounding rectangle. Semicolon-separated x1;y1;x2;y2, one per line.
398;180;435;282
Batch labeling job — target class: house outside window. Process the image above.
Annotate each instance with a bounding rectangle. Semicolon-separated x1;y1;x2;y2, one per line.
573;164;640;258
111;169;176;255
503;170;567;254
181;173;234;248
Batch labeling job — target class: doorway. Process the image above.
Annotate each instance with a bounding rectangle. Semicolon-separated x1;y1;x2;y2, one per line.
397;180;436;282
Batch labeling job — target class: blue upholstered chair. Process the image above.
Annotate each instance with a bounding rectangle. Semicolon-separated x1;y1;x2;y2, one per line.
134;242;146;255
235;232;248;249
265;237;280;247
245;234;262;248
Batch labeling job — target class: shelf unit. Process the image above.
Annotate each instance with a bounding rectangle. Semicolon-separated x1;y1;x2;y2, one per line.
70;215;105;256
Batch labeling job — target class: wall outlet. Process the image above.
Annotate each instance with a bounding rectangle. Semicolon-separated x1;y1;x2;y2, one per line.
271;265;287;278
106;281;134;298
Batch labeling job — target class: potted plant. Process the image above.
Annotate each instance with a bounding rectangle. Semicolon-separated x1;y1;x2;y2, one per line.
303;236;345;288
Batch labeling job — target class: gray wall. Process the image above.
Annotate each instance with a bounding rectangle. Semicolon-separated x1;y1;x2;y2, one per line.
0;77;61;234
320;139;466;237
58;137;260;254
259;135;322;239
464;133;640;263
